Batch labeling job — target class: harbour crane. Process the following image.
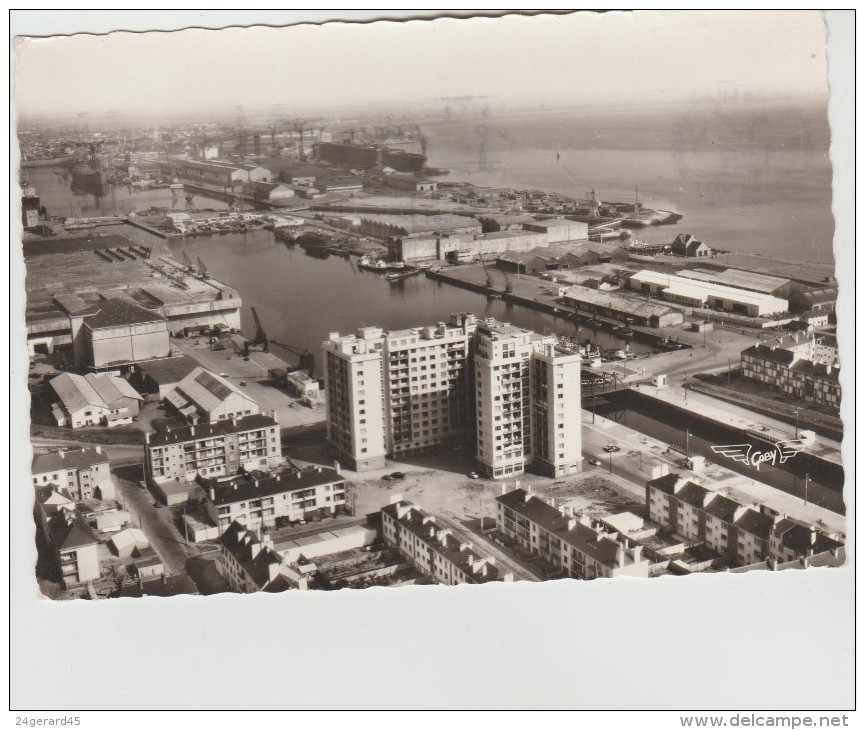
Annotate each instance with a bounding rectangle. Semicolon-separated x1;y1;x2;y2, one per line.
243;307;269;356
181;251;195;272
269;340;316;377
477;252;495;289
196;257;211;279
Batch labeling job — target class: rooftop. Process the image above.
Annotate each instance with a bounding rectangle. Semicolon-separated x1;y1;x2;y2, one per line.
33;447;109;476
562;285;677;318
202;467;344;506
138;355;199;385
146;413;278;447
497;489;638;569
83;298;166;329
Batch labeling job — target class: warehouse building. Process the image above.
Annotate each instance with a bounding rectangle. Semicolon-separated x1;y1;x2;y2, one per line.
384;173;437;193
676;268;793;299
25;235;242;362
359;214;482;240
164;367;261;424
49;372;143;428
559;285;684;328
80;298;170;372
628;269;788;316
160;159;270;188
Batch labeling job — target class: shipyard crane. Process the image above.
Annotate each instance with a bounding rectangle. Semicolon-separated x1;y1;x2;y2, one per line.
477;252;495;289
196;257;211;279
269;340;316;377
181;251;195;272
243;307;269;356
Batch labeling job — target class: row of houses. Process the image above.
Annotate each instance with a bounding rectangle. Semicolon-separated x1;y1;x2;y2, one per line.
741;337;841;411
646;473;844;568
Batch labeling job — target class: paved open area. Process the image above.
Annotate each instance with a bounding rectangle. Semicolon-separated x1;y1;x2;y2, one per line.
169;335;327;429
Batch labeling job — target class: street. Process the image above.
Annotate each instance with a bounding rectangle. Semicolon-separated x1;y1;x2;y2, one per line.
113;463;190;575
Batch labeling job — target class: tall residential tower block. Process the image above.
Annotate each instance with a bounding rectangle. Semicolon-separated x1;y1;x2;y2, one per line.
322;314;582;478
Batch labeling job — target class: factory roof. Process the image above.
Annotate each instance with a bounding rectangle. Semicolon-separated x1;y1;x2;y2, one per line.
710;268;791;293
629;270;788;306
138;356;199;385
32;447;109;476
24;234;147;259
168;367;254;414
678;268;791;294
203;468;344;507
146;413;278;447
50;372;141;414
792;287;838;305
360;214;481;233
562;285;677;318
83;298;166;329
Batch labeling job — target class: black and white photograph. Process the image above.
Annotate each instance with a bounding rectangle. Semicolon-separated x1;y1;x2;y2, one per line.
10;9;855;716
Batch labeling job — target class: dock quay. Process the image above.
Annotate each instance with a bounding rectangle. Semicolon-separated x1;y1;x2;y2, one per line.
124;215;175;239
424;265;691;351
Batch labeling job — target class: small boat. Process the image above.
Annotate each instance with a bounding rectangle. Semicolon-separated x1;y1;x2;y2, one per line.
603;349;627;361
385;268;422;282
358;256;388;271
612;325;635;338
387;261;408;271
657;336;685;351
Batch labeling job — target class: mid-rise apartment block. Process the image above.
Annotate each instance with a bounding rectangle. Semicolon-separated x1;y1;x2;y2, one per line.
31;447;113;502
381;498;513;585
322;314;581;478
496;488;650;579
201;466;347;533
145;413;281;484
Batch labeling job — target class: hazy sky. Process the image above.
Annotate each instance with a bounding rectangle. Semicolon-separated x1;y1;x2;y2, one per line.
14;10;829;120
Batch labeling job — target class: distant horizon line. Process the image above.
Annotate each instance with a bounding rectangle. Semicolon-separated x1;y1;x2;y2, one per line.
16;91;830;128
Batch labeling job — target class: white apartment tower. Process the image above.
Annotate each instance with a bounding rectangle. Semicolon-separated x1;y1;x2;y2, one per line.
530;343;583;477
322;327;388;472
322;315;478;471
474;321;582;479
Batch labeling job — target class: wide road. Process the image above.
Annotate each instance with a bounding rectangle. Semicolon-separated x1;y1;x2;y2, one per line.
433;512;543;583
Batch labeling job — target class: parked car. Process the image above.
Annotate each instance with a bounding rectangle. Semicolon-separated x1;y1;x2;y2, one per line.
588;458;603;467
138;480;146;489
467;471;480;479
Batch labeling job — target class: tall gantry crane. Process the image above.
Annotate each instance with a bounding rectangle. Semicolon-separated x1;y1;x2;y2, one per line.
243;307;269;356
